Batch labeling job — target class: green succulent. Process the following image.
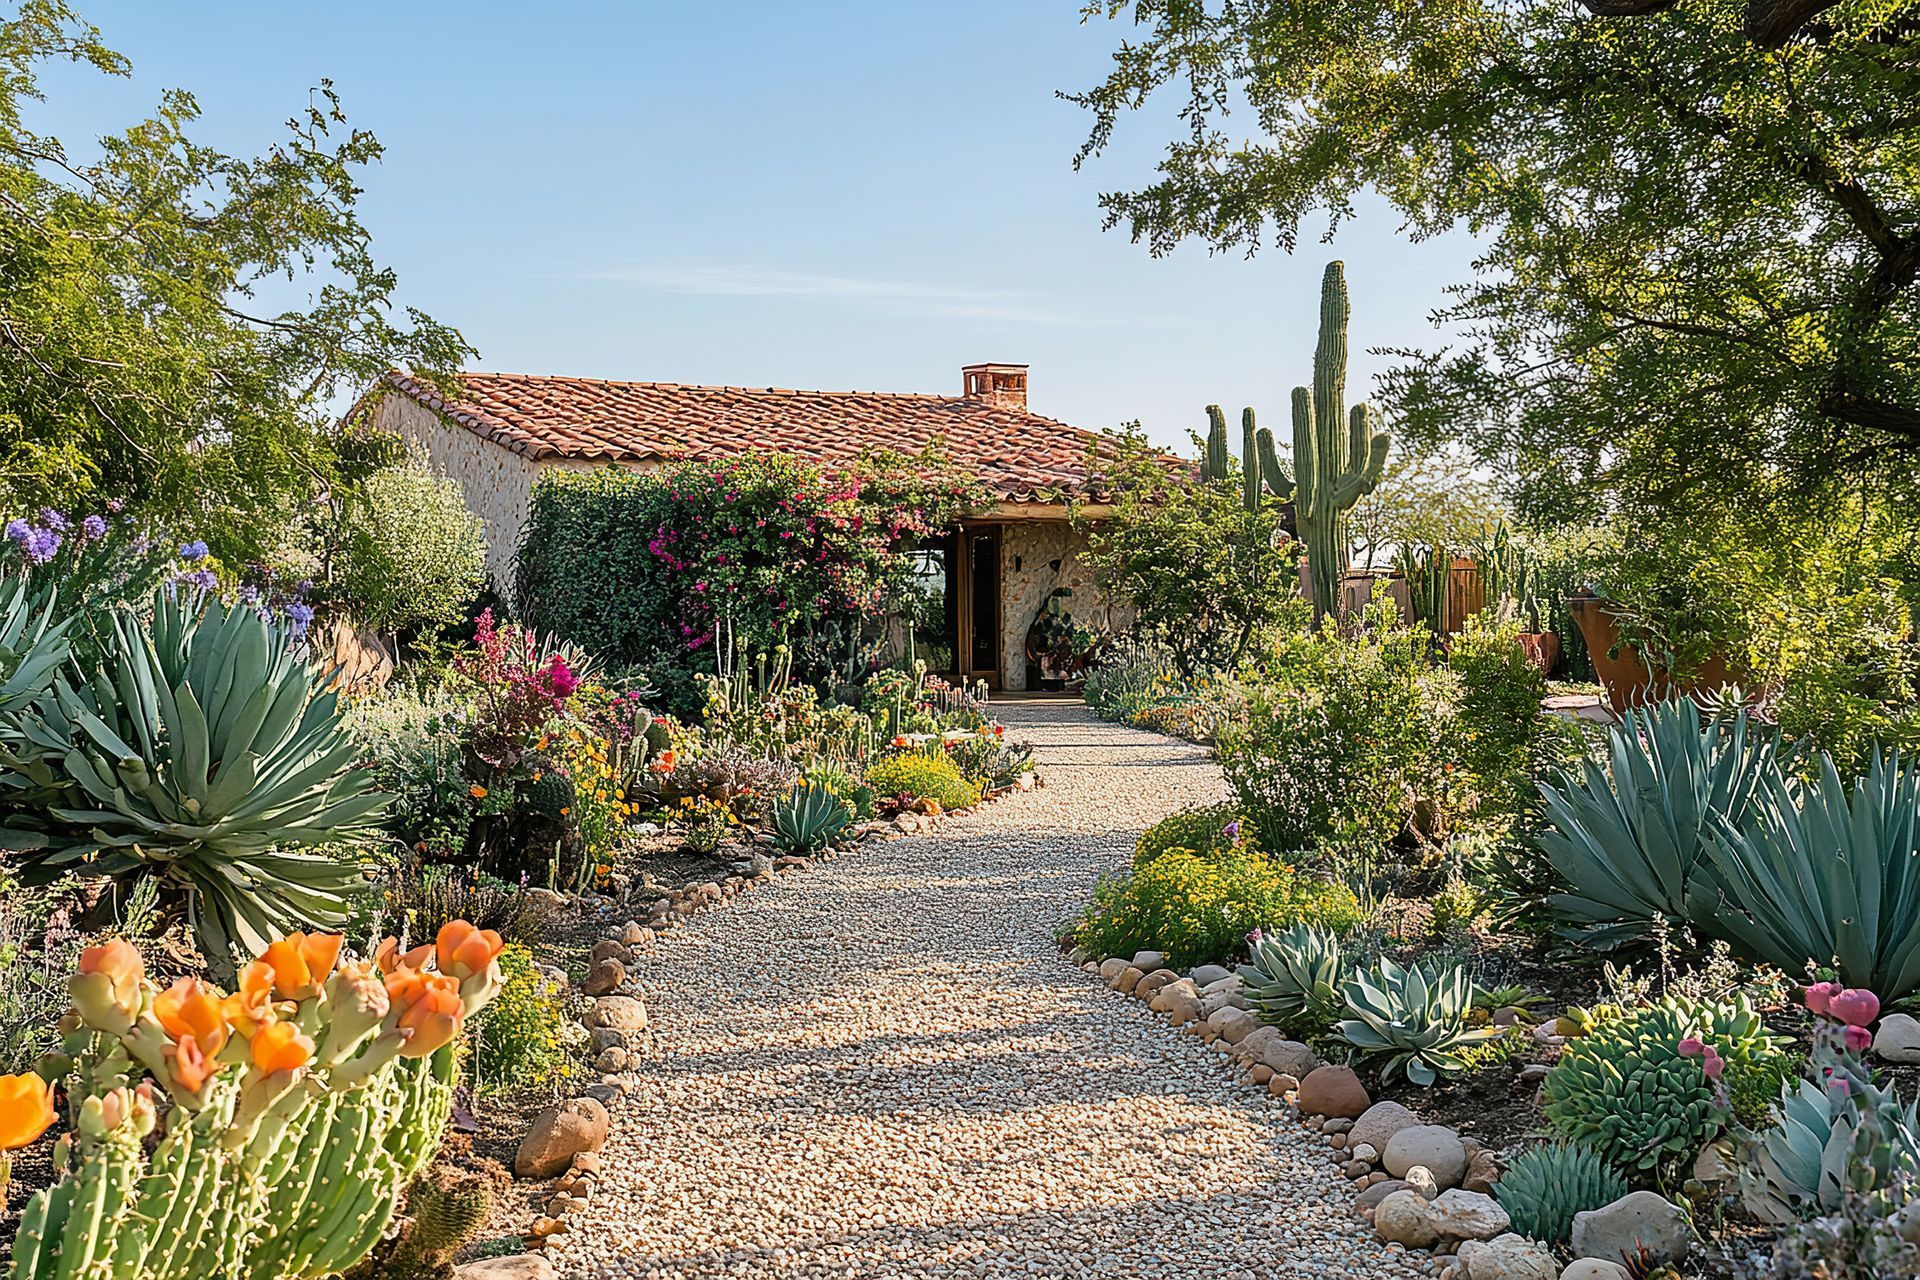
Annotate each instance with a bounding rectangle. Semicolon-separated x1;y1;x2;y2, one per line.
771;780;852;854
1493;1142;1629;1247
1739;1076;1920;1225
1238;921;1348;1036
1332;956;1502;1087
1537;699;1779;947
7;591;384;968
1543;994;1788;1178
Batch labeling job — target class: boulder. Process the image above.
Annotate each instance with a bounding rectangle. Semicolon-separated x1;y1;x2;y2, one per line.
1191;963;1235;987
1130;949;1168;972
1097;957;1130;983
582;957;626;997
1456;1234;1558;1280
1558;1263;1630;1280
1136;969;1183;1001
1112;966;1146;994
1384;1125;1469;1189
589;939;633;967
589;1027;631;1054
1158;989;1204;1027
1426;1190;1512;1241
1374;1190;1440;1249
1295;1064;1370;1119
1206;1007;1258;1045
1570;1191;1691;1268
1463;1148;1501;1195
1235;1027;1322;1079
618;920;652;947
1355;1179;1408;1211
1147;977;1199;1013
455;1257;557;1280
585;995;648;1032
1351;1101;1422;1156
593;1046;629;1073
1267;1073;1299;1098
1875;1012;1920;1064
515;1098;611;1179
1199;986;1252;1017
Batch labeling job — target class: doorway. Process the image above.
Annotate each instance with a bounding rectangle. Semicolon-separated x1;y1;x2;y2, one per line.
964;527;1001;688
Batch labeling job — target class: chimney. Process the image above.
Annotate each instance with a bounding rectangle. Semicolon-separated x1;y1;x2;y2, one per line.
961;362;1028;412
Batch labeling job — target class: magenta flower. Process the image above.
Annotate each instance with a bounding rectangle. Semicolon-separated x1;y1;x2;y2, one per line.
1830;988;1881;1028
1677;1036;1705;1058
1845;1024;1873;1052
1804;982;1838;1017
1701;1047;1725;1080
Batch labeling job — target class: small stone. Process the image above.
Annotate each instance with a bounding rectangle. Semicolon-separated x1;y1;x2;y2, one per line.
546;1191;589;1216
515;1098;612;1179
1456;1234;1557;1280
618;920;651;946
1426;1190;1511;1241
1463;1148;1501;1195
1207;1006;1258;1045
527;1217;567;1239
1190;963;1234;987
582;956;626;996
1112;966;1146;994
585;995;648;1032
456;1255;558;1280
1351;1142;1379;1163
1130;949;1168;972
593;1046;629;1073
569;1152;602;1175
1355;1179;1408;1211
1267;1073;1298;1097
1692;1141;1735;1185
1558;1263;1631;1280
1343;1159;1371;1179
1404;1166;1440;1201
1570;1191;1691;1268
1518;1063;1551;1085
1295;1064;1370;1118
1385;1125;1469;1188
1875;1012;1920;1064
588;1027;630;1054
1351;1101;1422;1155
1235;1027;1322;1079
1248;1063;1273;1085
590;939;633;967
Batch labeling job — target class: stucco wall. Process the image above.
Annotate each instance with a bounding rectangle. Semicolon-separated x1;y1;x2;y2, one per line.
371;395;625;596
998;520;1132;691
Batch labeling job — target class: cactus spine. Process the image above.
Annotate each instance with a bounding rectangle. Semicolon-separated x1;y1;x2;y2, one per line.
1198;405;1294;513
1292;261;1390;622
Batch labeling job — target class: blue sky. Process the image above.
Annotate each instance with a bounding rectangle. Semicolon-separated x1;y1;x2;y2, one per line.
42;1;1478;455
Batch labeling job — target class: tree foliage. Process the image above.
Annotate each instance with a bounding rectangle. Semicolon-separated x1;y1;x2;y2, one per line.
327;452;487;636
1069;0;1920;530
0;1;471;559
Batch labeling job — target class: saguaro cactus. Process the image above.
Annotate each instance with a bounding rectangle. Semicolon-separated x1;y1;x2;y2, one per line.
1198;405;1293;513
1292;261;1390;621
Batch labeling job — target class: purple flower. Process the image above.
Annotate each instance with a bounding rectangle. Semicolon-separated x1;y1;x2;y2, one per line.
179;540;210;562
1222;820;1242;840
105;497;125;513
285;602;314;637
238;586;262;606
4;519;28;545
177;568;217;592
81;514;108;540
37;508;68;531
23;527;60;565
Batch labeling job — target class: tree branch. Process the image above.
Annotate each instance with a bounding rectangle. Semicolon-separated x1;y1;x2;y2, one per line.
1580;1;1679;14
1818;386;1920;442
1745;0;1846;47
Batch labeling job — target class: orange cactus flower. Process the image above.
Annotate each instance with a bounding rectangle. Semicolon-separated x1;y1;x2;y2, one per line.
70;937;146;1032
435;920;504;982
153;977;229;1059
260;932;343;1000
0;1073;55;1150
649;749;678;774
386;969;464;1058
222;960;278;1035
249;1020;314;1075
167;1034;219;1096
373;936;433;976
469;784;488;799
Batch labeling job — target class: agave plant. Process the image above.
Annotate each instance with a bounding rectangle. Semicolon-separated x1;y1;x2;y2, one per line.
1701;752;1920;999
1493;1142;1628;1246
1332;956;1502;1086
9;591;383;967
1536;698;1780;946
1739;1077;1920;1224
1239;922;1348;1035
771;780;852;854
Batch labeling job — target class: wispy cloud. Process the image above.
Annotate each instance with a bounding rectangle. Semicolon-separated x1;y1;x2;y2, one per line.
571;263;1078;324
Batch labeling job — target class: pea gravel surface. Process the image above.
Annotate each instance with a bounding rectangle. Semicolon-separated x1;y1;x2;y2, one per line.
554;700;1431;1280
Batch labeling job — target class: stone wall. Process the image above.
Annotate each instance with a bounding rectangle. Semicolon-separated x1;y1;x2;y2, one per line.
998;520;1133;691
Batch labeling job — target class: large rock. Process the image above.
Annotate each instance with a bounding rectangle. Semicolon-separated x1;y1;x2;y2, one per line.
1191;963;1235;987
1199;985;1252;1017
1558;1263;1630;1280
1457;1234;1558;1280
1295;1064;1370;1118
1426;1190;1512;1241
515;1098;611;1179
1207;1006;1258;1045
455;1257;557;1280
1570;1191;1691;1268
1098;957;1130;983
1112;966;1146;994
1374;1190;1440;1248
1875;1012;1920;1064
589;939;632;967
582;957;626;997
1130;949;1168;971
1355;1179;1409;1211
584;995;648;1031
1136;969;1182;1001
1384;1124;1468;1188
1463;1148;1502;1195
1351;1101;1422;1156
1235;1027;1321;1079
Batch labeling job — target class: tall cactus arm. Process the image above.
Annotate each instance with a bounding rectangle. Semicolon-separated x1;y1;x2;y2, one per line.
1256;425;1294;501
1329;404;1391;509
1291;386;1320;522
1312;262;1350;463
1201;405;1231;484
1240;408;1263;510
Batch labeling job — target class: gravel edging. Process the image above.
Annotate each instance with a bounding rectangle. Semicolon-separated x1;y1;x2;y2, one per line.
545;701;1434;1280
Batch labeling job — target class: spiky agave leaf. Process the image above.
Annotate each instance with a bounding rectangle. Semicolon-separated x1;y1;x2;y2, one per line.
1333;956;1500;1087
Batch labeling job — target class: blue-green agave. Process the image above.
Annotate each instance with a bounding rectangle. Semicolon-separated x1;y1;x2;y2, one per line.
1238;921;1348;1035
771;780;852;854
1739;1075;1920;1224
1332;956;1500;1087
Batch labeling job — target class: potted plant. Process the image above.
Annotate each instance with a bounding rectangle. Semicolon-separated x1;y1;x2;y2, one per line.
1565;591;1738;714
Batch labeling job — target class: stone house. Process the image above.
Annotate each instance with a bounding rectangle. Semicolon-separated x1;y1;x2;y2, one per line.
363;362;1146;691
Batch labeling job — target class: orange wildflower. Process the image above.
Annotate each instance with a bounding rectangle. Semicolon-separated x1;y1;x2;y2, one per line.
222;960;278;1035
385;968;464;1058
435;920;504;982
153;977;229;1059
469;784;488;799
249;1020;314;1075
260;932;343;1001
373;936;433;976
0;1073;55;1150
168;1034;218;1095
71;937;145;1032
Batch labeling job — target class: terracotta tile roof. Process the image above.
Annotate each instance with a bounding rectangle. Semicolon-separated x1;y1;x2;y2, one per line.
383;370;1144;504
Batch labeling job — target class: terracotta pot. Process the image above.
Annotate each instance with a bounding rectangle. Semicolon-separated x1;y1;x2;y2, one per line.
1515;631;1561;676
1565;596;1736;714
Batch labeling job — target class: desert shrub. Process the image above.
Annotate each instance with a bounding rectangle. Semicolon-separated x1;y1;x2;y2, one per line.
1135;803;1248;866
0;872;84;1074
1082;639;1179;722
1129;701;1219;741
1074;849;1361;969
1543;994;1789;1179
1216;601;1452;856
866;750;981;812
327;454;486;634
1446;613;1551;835
472;942;571;1096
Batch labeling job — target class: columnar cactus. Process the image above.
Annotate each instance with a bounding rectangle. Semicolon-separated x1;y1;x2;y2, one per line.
1291;261;1390;621
1197;405;1293;514
9;923;503;1280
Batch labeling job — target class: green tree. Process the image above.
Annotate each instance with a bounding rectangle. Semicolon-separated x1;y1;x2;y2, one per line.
0;2;471;559
1079;425;1305;676
1348;445;1505;568
1069;1;1920;531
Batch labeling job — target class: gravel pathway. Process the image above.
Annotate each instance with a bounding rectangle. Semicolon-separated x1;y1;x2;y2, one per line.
554;701;1429;1280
